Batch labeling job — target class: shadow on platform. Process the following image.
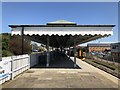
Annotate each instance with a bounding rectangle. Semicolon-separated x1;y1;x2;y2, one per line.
32;51;81;69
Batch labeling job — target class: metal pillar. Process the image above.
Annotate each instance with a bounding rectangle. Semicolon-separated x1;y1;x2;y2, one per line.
46;36;50;67
74;40;76;67
60;47;62;52
52;47;54;51
21;27;24;55
69;47;71;60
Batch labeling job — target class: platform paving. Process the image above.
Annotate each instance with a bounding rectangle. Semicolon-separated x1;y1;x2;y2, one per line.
1;56;119;89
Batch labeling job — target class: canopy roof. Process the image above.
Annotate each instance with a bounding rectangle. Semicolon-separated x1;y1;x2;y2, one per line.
9;20;115;48
47;20;76;25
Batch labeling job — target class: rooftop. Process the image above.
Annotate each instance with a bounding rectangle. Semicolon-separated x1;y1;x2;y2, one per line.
9;20;115;28
47;20;76;25
87;43;111;47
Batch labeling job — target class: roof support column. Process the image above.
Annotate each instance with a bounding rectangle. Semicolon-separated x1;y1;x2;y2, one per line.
74;40;76;67
46;36;50;67
60;47;62;52
69;47;71;60
21;27;24;55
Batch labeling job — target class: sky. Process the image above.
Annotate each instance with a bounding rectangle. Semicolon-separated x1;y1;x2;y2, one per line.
2;2;118;45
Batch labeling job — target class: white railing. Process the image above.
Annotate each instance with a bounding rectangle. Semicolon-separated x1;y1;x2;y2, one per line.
0;53;40;85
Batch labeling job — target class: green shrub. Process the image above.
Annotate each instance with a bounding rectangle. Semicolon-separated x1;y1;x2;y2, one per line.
2;50;14;57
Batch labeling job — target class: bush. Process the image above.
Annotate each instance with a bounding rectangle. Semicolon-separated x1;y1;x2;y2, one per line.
2;50;14;57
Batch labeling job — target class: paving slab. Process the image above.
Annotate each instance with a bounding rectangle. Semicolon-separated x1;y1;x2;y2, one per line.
1;57;119;89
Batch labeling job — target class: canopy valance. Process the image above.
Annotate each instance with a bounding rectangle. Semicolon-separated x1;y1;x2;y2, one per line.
9;20;115;48
9;25;114;36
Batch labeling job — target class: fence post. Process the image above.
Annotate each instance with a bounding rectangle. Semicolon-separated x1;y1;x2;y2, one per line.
28;55;30;69
11;56;14;80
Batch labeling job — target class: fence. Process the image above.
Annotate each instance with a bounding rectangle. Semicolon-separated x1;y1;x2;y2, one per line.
30;53;39;67
0;53;39;85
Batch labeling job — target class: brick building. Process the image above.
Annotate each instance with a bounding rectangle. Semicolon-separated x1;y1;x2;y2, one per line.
87;43;111;53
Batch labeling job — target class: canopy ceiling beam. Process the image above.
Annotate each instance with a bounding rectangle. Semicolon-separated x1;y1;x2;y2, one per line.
78;35;105;44
25;35;46;45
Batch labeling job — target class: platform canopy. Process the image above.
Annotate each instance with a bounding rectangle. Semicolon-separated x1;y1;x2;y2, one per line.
9;20;115;48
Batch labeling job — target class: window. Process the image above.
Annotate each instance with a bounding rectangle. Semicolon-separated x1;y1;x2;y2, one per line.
112;45;118;49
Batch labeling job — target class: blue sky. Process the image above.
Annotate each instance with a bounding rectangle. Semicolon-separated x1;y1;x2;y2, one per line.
2;2;118;45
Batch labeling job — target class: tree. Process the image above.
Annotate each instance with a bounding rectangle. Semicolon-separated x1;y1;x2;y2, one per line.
2;33;10;50
2;33;32;56
2;33;13;57
9;35;32;55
